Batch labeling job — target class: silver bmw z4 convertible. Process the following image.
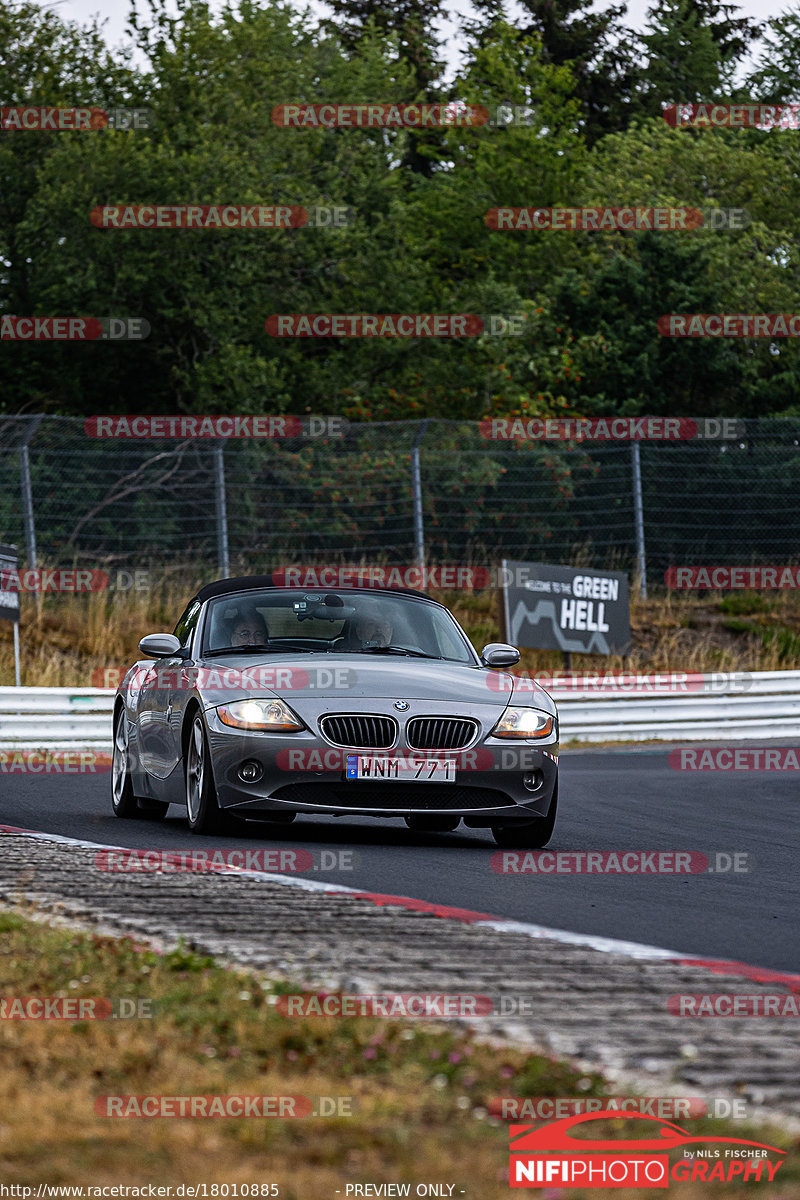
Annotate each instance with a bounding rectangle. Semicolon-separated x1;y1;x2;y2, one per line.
111;576;559;847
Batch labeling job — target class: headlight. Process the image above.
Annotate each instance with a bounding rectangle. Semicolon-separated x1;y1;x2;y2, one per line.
217;699;305;732
491;707;554;739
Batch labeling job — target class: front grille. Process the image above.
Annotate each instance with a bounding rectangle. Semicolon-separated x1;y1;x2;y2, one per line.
406;716;477;751
272;783;515;812
320;713;396;748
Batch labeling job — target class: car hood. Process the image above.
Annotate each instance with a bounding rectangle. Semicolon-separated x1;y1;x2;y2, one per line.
187;653;554;713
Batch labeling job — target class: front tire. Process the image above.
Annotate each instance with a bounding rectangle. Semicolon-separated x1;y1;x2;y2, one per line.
491;779;558;849
112;708;167;820
185;712;229;834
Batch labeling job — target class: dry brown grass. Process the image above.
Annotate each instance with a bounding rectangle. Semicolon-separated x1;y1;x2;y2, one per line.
0;575;205;687
0;910;796;1197
1;574;800;687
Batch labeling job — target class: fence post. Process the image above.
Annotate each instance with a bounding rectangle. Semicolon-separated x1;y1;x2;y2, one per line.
213;443;229;577
411;419;429;570
631;441;647;599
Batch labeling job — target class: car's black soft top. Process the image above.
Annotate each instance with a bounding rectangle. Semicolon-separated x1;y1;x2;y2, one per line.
195;574;437;604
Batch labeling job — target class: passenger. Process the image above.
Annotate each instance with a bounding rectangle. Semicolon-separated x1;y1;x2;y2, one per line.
353;612;393;648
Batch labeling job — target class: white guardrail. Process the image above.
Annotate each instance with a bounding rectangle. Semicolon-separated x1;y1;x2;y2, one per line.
1;673;800;749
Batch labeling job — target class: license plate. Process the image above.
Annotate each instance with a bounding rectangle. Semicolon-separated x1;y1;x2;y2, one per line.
346;755;456;783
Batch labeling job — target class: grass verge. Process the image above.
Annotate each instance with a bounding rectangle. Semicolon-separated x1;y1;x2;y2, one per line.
0;908;796;1197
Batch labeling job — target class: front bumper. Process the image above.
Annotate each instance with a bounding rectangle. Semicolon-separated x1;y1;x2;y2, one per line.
205;710;558;826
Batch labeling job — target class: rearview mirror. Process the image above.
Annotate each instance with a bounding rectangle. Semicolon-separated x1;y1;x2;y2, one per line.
139;633;182;658
481;642;520;667
297;603;357;622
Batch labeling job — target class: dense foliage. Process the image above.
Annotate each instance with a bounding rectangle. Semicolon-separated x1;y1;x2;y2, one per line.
1;0;799;421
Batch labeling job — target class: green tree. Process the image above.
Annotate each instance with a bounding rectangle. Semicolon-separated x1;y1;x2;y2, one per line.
323;0;448;174
546;114;800;416
464;0;642;141
14;1;418;413
0;0;143;412
638;0;762;115
746;8;800;103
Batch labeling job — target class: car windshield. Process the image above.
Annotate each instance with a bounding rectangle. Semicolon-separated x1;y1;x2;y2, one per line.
201;589;476;663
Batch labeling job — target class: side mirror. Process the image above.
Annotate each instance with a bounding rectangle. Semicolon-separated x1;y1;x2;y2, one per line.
481;642;520;667
139;633;182;658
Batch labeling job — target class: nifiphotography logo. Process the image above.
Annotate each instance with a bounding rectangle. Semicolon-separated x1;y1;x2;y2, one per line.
508;1111;785;1188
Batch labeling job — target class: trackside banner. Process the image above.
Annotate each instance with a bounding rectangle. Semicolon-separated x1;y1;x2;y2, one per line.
0;544;19;623
501;561;631;655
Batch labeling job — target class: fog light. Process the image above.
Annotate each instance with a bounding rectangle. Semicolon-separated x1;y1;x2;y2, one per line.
523;770;543;792
239;760;263;783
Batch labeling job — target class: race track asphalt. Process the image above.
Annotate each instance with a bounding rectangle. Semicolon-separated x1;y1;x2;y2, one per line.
2;743;796;972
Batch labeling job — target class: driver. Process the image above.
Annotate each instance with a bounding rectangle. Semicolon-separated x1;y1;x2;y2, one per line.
226;609;269;648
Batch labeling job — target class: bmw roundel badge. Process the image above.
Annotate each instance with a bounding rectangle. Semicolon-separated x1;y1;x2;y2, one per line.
394;700;410;711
